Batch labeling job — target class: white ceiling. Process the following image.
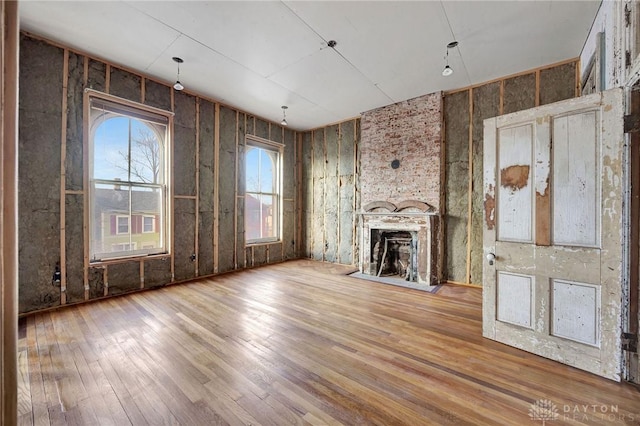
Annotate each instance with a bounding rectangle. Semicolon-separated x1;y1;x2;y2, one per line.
19;1;601;130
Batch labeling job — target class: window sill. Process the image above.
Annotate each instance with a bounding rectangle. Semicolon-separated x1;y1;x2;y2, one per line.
89;252;170;267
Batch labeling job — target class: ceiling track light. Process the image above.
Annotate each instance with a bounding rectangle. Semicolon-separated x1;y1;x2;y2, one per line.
442;41;458;77
173;57;184;91
281;105;288;126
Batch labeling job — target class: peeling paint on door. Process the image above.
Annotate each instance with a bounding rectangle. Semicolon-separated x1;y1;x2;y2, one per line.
500;165;530;191
484;186;495;230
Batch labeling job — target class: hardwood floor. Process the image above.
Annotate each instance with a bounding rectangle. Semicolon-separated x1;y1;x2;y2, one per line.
17;260;640;425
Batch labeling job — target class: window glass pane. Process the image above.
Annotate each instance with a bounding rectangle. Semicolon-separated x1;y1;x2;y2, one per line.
93;116;129;181
260;194;275;238
260;150;275;193
130;120;162;184
131;185;163;251
90;182;131;260
245;194;262;241
246;147;259;193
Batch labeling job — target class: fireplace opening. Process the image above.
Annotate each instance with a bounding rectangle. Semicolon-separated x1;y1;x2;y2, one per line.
370;230;417;281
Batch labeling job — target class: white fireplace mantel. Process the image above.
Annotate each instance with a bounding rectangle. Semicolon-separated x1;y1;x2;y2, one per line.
359;211;440;286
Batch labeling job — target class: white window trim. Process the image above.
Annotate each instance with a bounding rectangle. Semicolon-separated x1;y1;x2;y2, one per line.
86;89;173;262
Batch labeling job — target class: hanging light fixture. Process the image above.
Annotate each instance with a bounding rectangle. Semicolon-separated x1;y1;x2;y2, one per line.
281;105;288;126
442;41;458;77
172;57;184;91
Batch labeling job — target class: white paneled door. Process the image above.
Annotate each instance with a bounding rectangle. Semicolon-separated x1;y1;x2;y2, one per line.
483;89;624;381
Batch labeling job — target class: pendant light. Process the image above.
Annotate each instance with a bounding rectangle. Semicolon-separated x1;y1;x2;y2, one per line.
281;105;288;126
442;41;458;77
172;57;184;91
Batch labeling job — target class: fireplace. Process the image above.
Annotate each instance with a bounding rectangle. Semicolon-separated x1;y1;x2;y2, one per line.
359;201;440;287
370;229;417;281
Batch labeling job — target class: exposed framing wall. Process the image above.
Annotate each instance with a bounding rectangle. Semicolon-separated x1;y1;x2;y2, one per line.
18;33;298;314
301;120;360;265
443;59;580;285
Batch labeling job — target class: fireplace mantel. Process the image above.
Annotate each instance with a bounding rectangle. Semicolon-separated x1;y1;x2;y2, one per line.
359;210;441;287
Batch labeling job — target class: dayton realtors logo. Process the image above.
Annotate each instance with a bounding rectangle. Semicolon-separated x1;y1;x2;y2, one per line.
529;399;559;425
529;399;635;423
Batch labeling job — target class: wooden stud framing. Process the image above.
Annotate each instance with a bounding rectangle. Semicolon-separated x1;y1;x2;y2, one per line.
281;125;285;261
2;2;19;422
465;89;473;284
234;111;239;269
323;129;327;261
336;123;341;263
296;133;303;258
139;260;144;289
195;98;200;276
60;49;69;305
535;69;541;107
174;195;197;200
353;120;358;265
170;87;175;281
82;59;94;300
83;56;88;87
439;96;446;282
213;103;220;273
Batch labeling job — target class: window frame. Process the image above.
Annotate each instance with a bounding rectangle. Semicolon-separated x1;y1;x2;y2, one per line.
85;90;173;262
244;135;283;245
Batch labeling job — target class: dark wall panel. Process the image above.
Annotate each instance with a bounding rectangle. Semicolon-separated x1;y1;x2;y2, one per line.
218;106;237;273
19;35;63;312
283;129;296;259
324;125;339;263
443;90;469;283
312;129;325;260
144;257;171;289
65;194;85;303
471;82;500;285
338;120;356;265
503;73;536;115
174;92;197;196
301;133;313;258
107;262;140;296
144;79;172;111
540;62;576;105
198;99;215;276
109;67;141;102
87;59;106;92
66;51;84;191
174;198;196;281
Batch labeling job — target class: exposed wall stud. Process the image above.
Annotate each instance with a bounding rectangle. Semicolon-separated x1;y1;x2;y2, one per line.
213;103;220;273
60;49;69;305
195;98;200;276
466;88;473;284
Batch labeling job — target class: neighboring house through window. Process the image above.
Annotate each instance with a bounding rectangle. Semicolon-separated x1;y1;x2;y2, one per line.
245;136;282;243
87;91;171;260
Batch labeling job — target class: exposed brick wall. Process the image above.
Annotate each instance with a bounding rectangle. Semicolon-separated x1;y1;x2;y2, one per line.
360;92;442;211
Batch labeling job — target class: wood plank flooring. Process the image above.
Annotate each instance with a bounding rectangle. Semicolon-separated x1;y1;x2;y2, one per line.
17;260;640;425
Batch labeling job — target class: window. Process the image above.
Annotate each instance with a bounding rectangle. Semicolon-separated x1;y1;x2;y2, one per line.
88;92;171;261
143;215;155;233
245;137;282;243
116;216;129;234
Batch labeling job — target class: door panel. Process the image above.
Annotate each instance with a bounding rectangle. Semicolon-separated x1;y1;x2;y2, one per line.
483;89;624;381
497;124;534;242
552;110;600;247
